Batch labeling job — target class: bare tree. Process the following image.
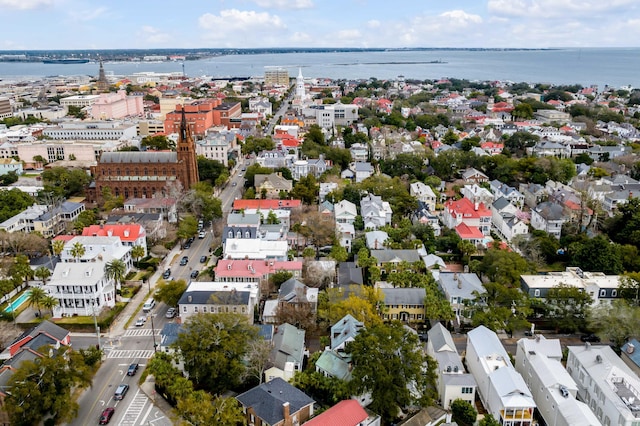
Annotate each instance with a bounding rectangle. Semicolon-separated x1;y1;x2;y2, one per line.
243;338;272;384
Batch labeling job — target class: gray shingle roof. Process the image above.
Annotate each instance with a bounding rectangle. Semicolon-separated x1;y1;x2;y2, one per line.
235;377;314;425
381;287;426;305
100;151;177;163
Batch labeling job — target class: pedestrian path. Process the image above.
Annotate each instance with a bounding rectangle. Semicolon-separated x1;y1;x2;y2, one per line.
107;349;155;359
123;328;161;337
118;389;150;426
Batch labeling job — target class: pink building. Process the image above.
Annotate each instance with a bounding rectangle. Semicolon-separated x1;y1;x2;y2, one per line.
91;90;144;120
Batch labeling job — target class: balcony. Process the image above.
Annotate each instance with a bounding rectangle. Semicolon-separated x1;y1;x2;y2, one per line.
500;408;533;424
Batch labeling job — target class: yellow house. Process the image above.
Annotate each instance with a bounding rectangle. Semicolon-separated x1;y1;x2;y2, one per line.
380;287;426;324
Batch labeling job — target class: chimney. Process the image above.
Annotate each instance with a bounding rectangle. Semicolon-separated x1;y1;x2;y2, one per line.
282;402;290;421
628;343;635;354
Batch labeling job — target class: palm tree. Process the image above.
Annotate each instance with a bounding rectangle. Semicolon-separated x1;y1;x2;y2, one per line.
70;242;85;262
131;245;145;268
40;295;58;317
27;286;46;317
52;239;65;258
34;266;51;283
10;254;34;291
104;259;127;291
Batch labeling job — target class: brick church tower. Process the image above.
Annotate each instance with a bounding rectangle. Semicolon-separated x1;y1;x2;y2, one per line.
176;109;199;190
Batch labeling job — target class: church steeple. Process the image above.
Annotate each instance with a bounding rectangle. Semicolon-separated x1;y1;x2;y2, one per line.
96;60;109;93
295;67;306;101
176;106;199;189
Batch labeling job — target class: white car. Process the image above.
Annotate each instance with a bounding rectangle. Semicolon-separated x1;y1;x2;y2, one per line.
198;231;206;239
135;316;146;327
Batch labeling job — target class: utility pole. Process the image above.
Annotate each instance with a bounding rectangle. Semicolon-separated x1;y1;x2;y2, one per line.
91;299;101;350
147;279;158;352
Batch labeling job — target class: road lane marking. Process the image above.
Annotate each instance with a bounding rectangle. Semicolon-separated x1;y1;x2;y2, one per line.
107;350;155;359
123;329;161;337
138;402;155;425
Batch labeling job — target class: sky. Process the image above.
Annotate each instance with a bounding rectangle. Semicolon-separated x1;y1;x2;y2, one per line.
1;0;639;50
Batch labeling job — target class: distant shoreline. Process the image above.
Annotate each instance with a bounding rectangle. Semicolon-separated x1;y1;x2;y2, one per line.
0;47;559;63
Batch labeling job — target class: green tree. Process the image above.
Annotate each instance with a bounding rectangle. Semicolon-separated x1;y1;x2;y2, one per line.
0;189;34;223
451;399;478;426
197;156;226;186
290;174;319;205
269;270;293;289
241;136;275;155
568;235;623;275
546;283;593;333
52;239;65;258
346;321;426;423
177;216;198;241
182;182;222;221
479;414;501;426
73;209;98;232
470;282;531;337
104;258;127;291
41;294;58;317
10;254;34;289
380;153;427;180
41;167;91;198
604;198;640;250
329;245;348;262
141;134;175;151
588;300;640;349
155;279;188;308
5;347;92;426
131;245;145;267
175;313;259;393
318;286;384;327
67;105;86;119
27;286;46;317
475;248;535;286
34;266;51;283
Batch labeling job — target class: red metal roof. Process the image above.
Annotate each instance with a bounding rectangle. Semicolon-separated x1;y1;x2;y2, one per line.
81;224;144;242
455;223;484;239
303;400;368;426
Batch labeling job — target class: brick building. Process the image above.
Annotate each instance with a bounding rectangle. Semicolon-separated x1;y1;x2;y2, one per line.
164;99;242;135
87;110;199;203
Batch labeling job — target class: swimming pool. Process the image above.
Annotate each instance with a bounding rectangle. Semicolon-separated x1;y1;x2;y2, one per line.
3;290;31;314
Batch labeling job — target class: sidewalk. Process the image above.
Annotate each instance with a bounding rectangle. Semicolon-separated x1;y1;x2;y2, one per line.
139;374;179;424
107;244;182;338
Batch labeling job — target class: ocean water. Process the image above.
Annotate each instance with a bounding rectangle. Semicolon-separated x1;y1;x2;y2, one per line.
1;48;638;89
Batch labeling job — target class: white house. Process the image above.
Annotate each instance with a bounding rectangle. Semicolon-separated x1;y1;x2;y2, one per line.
515;336;600;426
567;344;640;426
426;323;477;410
177;281;254;324
223;238;288;260
336;222;355;253
531;201;565;240
410;182;437;212
437;272;485;326
361;194;392;230
466;326;536;426
460;184;494;207
334;200;357;225
491;197;529;242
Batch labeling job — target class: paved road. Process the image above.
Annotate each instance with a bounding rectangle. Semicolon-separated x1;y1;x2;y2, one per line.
68;163;248;425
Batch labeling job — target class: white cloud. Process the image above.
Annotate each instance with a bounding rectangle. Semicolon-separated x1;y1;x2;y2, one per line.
439;10;482;26
198;9;286;46
290;32;311;43
138;26;171;44
251;0;313;9
0;0;54;9
488;0;637;19
335;29;362;41
367;20;381;29
68;7;108;22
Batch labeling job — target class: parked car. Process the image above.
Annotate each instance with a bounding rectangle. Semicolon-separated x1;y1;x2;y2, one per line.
183;242;191;249
162;269;171;279
180;256;189;266
198;231;206;239
190;270;199;279
99;407;115;424
135;316;146;327
581;333;601;342
127;363;139;376
199;255;207;263
232;182;237;187
166;307;177;318
114;383;129;400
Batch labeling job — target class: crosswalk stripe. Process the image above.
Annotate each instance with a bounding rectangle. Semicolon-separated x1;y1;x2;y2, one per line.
123;328;161;337
106;350;155;359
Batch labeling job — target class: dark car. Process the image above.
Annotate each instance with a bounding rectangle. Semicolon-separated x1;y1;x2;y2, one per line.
190;270;199;279
99;407;115;424
180;256;189;266
127;363;139;376
200;255;207;263
162;269;171;279
183;242;191;249
581;334;601;342
114;383;129;400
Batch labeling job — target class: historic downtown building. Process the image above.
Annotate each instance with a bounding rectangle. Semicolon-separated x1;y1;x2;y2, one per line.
86;110;199;203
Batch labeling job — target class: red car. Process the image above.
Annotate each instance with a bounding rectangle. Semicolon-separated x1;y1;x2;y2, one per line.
99;407;115;424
